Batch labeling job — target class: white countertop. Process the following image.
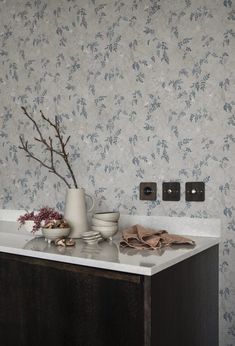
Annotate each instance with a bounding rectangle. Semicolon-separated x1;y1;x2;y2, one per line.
0;214;221;276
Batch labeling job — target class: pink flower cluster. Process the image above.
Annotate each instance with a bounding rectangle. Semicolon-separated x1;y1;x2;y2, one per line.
18;207;63;233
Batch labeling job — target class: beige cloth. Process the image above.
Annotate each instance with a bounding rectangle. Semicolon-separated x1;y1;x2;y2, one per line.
120;224;195;250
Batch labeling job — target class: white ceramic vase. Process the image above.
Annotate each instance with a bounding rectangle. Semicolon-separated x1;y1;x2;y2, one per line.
64;188;94;238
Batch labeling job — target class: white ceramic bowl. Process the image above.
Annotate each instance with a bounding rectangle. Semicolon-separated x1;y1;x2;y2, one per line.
91;225;118;239
82;231;101;238
91;218;117;227
83;237;103;245
93;212;120;222
99;228;118;239
18;221;43;236
42;227;71;242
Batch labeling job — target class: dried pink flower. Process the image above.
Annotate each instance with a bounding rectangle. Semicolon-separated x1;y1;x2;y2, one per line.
18;207;63;233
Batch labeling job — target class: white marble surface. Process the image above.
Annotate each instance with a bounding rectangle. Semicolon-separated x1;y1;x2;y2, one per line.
119;214;221;237
0;213;220;276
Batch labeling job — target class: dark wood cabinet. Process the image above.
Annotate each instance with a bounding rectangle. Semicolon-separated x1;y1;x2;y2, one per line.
0;245;218;346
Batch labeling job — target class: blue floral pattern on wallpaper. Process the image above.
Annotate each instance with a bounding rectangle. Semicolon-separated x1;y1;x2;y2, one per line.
0;0;234;344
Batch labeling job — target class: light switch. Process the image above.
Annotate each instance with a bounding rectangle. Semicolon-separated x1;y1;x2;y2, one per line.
185;182;205;202
162;182;180;201
139;182;157;201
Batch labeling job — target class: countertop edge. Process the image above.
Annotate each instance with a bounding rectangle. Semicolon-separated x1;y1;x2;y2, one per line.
150;237;220;275
0;236;220;276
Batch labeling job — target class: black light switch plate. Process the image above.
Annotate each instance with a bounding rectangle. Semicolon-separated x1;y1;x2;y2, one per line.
162;182;180;201
185;182;205;202
139;182;157;201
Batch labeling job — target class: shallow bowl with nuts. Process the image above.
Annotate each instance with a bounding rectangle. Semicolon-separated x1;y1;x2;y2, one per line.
41;219;71;243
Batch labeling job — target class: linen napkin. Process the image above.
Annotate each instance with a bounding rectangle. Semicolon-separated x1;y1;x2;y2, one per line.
120;224;195;250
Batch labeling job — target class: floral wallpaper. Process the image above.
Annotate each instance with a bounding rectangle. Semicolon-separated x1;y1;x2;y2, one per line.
0;0;234;344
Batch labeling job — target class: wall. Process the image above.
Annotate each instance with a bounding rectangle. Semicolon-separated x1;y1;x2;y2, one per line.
0;0;234;344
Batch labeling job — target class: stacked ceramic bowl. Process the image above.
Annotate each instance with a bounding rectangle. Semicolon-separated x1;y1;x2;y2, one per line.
82;231;103;245
91;212;120;240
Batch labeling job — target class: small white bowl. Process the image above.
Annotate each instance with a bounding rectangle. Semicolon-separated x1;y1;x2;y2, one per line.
93;212;120;222
99;228;118;239
91;225;118;239
91;225;118;232
83;237;103;245
18;221;42;236
82;231;101;238
42;227;71;242
91;218;117;227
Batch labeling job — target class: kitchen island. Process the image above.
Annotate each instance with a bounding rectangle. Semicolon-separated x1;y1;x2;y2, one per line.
0;214;220;346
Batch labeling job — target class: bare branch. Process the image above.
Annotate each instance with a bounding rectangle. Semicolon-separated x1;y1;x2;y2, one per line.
19;107;78;188
34;137;62;156
19;135;71;188
64;135;71;147
39;110;78;188
21;107;49;148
